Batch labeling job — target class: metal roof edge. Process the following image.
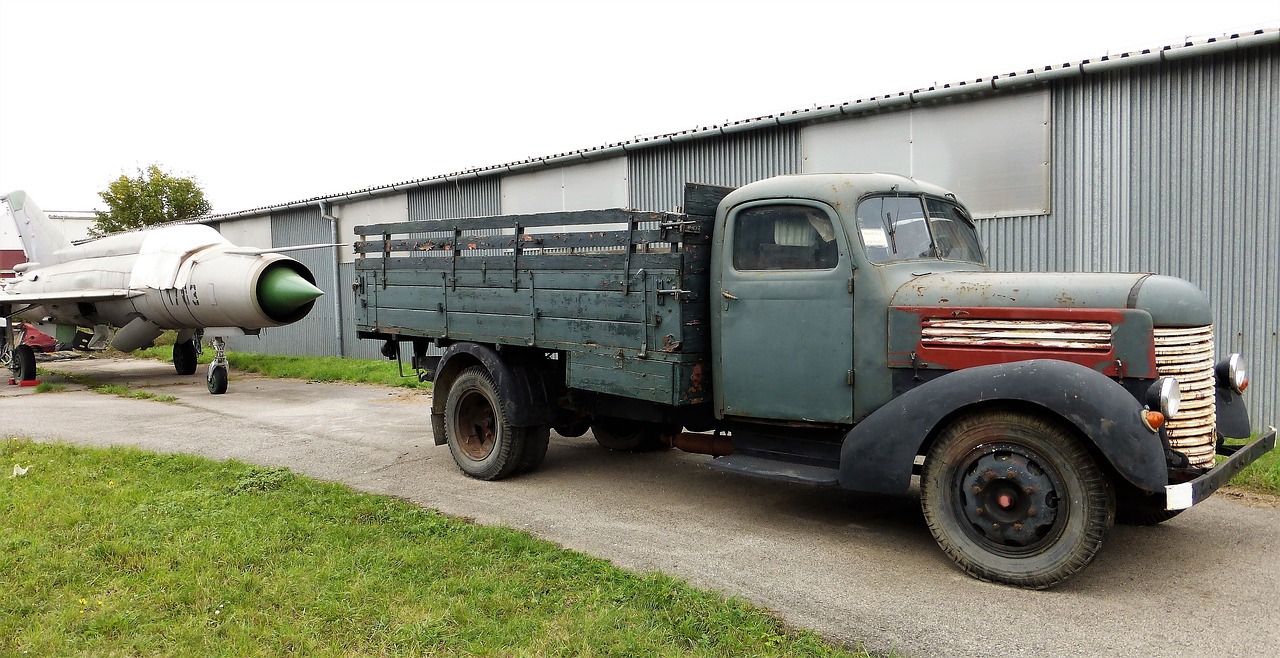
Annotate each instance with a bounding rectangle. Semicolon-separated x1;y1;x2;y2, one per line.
201;28;1279;223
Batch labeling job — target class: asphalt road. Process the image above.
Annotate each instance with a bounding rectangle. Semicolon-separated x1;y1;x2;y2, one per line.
4;357;1278;657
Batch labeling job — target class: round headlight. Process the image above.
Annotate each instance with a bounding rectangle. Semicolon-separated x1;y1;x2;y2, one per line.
1159;377;1181;418
1146;377;1181;419
1216;353;1249;394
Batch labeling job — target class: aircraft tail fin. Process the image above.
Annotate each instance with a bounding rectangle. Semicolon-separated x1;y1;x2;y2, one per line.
2;190;72;267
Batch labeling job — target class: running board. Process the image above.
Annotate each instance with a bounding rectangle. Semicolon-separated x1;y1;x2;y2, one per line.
705;454;840;487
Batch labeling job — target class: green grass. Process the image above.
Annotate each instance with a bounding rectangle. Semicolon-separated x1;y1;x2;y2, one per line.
132;344;430;390
1222;434;1280;495
34;381;66;393
41;369;177;403
0;439;864;658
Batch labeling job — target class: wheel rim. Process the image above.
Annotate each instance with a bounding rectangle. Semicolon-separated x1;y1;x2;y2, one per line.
456;390;498;460
952;442;1068;556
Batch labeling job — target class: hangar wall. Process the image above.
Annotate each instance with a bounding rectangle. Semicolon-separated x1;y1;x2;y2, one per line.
216;35;1277;427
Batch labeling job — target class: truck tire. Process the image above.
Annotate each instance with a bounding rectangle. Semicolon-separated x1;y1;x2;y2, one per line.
920;410;1114;589
553;418;591;438
445;366;527;480
591;419;673;452
1115;485;1184;526
516;425;551;474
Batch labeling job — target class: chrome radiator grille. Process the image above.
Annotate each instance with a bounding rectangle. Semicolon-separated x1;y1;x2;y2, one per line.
1154;325;1217;469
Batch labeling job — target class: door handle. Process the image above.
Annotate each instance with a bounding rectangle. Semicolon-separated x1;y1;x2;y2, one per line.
721;290;738;300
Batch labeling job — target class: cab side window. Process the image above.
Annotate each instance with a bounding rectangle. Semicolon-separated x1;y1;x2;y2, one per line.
732;205;839;271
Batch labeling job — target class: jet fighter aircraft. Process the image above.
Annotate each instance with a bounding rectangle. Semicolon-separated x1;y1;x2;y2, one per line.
1;190;325;393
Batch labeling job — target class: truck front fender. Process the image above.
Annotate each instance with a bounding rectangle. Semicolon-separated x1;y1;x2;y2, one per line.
429;343;559;445
838;359;1167;494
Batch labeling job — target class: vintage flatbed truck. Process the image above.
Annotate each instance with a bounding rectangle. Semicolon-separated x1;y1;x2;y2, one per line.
353;173;1275;589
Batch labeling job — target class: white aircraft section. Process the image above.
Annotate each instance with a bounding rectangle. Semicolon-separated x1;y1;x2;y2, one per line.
1;190;326;394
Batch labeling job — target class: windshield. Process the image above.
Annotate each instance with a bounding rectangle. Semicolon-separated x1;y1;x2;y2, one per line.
854;195;985;265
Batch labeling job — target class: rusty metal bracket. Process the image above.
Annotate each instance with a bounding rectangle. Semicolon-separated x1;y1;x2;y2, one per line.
512;222;522;291
381;232;390;289
449;227;460;291
622;217;636;295
660;218;700;237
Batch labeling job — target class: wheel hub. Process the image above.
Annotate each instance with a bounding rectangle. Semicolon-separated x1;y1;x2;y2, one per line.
457;391;497;460
959;449;1061;549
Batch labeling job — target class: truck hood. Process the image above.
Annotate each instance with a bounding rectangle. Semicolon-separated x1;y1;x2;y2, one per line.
890;271;1212;327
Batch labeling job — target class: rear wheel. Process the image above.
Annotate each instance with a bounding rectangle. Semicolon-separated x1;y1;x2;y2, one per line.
591;419;674;452
920;410;1114;589
553;417;591;438
516;425;551;474
445;366;528;480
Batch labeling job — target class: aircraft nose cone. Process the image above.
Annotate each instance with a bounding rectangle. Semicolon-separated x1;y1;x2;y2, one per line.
258;266;324;318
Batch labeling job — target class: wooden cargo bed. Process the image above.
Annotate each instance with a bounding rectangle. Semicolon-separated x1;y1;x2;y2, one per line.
353;184;727;406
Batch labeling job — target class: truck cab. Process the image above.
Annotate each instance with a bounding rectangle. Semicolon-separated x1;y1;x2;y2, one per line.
712;174;984;425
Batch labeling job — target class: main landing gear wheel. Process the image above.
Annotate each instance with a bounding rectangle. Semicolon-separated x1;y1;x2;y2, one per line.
444;366;544;480
591;418;674;452
14;344;37;382
173;339;198;375
920;410;1114;590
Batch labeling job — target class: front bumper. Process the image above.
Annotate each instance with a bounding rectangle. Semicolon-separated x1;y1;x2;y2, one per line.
1165;426;1277;510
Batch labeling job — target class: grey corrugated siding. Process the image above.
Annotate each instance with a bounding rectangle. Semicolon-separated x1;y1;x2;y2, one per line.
244;206;339;357
628;128;802;211
340;262;382;360
407;177;501;220
222;45;1276;429
979;44;1278;428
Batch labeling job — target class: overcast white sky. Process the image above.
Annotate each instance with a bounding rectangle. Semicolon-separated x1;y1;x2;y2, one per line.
1;0;1276;214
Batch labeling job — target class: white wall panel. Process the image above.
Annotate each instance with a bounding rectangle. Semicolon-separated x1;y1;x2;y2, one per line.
801;90;1050;218
501;157;627;214
335;194;408;264
215;215;272;248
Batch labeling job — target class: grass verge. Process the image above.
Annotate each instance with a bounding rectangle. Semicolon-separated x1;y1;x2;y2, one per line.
1222;434;1280;496
39;368;177;403
132;344;430;390
1;439;863;657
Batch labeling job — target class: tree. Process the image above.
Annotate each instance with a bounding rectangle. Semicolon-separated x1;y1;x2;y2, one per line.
92;165;212;236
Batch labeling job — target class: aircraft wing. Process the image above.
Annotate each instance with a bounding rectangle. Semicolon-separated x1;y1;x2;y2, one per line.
0;288;141;305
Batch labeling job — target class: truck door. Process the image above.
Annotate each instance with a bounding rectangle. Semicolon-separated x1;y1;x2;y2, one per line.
715;201;854;424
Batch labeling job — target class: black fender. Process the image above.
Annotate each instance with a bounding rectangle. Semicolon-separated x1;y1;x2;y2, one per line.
1215;386;1252;439
428;342;559;445
839;359;1167;495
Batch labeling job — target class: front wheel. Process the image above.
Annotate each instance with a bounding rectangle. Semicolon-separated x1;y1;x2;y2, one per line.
207;365;228;394
920;410;1114;589
444;366;530;480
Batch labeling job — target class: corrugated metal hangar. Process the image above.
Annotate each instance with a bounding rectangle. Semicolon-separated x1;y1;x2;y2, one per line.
203;29;1278;428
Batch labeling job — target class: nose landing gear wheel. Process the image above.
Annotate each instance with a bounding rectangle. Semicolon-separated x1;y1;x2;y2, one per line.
207;365;228;394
